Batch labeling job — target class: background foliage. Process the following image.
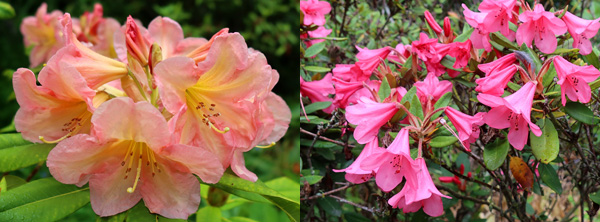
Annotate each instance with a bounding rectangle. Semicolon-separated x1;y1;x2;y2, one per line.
0;0;300;221
300;0;600;221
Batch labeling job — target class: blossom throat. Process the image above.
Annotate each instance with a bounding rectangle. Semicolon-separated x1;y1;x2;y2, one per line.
185;89;229;134
121;141;160;193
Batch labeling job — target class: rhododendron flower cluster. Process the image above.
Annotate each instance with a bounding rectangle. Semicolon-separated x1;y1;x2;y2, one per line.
301;0;600;218
300;0;332;47
15;3;291;219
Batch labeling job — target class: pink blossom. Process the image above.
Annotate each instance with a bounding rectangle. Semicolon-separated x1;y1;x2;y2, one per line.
20;3;64;67
304;26;332;48
46;97;224;219
444;107;485;151
300;0;331;26
332;64;369;82
462;4;492;51
333;138;386;183
388;158;451;217
438;40;472;69
345;97;399;144
359;128;414;192
478;0;517;37
477;82;542;150
424;10;443;35
76;4;120;58
333;78;380;109
475;53;517;96
561;12;600;55
411;33;441;63
300;73;335;113
355;46;391;75
387;44;411;64
414;74;453;105
516;4;567;54
553;56;600;105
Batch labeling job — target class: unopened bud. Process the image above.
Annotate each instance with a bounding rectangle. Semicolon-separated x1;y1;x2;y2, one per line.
424;10;442;35
148;43;163;75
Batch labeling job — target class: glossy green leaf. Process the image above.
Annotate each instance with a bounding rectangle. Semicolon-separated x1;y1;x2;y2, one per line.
0;2;15;19
429;136;458;148
0;178;90;221
564;102;600;125
590;192;600;204
543;63;557;88
491;33;518;50
300;115;329;124
0;133;31;150
519;44;542;73
203;173;300;222
0;143;55;172
303;66;331;73
0;175;26;193
303;101;332;114
484;138;509;170
583;50;600;69
300;175;323;185
530;118;559;164
228;217;259;222
432;92;452;120
265;177;300;201
196;205;221;222
317;197;341;217
304;41;326;58
124;202;185;222
378;76;391;102
538;163;562;194
440;56;461;71
454;28;473;43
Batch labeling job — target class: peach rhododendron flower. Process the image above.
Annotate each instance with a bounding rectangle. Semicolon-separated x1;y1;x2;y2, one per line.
553;56;600;106
388;158;451;217
300;0;331;26
155;33;281;180
444;107;485;151
47;98;224;219
360;128;414;192
478;82;542;150
561;12;600;55
333;138;385;184
20;3;65;67
516;4;566;54
75;4;120;58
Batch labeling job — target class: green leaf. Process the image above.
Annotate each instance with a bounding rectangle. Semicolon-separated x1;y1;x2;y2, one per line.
0;178;90;221
530;118;559;164
265;177;300;201
590;192;600;204
432;92;452;120
484;138;509;170
490;33;518;50
0;175;26;193
304;41;326;58
538;163;562;194
440;56;462;71
0;143;55;172
564;102;600;125
543;63;557;88
410;93;424;120
303;101;332;114
378;76;391;102
317;197;341;217
303;66;331;73
0;133;32;150
454;28;473;43
300;175;323;185
196;206;221;222
0;2;15;19
125;202;185;222
228;217;260;222
429;136;458;148
300;115;329;124
519;43;543;73
590;77;600;91
583;50;600;69
203;173;300;222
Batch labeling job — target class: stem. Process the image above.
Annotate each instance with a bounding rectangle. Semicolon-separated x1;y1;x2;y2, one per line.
127;69;149;101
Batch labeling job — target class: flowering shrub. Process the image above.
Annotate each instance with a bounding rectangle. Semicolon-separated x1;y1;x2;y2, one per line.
0;2;298;221
301;0;600;220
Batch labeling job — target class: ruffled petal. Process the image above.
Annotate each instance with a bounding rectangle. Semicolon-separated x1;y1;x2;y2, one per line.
148;17;184;58
160;144;225;183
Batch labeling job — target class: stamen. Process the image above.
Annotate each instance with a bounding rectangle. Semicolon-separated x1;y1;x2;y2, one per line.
209;122;230;134
127;144;143;193
256;142;276;149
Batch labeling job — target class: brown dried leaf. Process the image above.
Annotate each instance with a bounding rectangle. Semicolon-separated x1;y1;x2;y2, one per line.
509;156;534;191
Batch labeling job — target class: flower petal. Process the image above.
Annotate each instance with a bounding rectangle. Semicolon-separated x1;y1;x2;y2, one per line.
160;144;225;184
230;150;258;182
148;17;184;58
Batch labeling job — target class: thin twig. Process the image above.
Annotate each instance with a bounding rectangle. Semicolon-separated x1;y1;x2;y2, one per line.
330;195;378;214
301;128;356;148
301;183;355;200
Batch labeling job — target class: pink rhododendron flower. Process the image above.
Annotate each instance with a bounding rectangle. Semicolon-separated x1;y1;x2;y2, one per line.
75;4;120;58
414;74;452;105
333;138;385;183
333;78;380;109
46;98;224;219
300;73;335;113
437;40;472;69
475;53;517;96
561;12;600;55
387;44;411;64
20;3;64;67
300;0;331;26
478;0;516;37
439;164;471;191
477;82;542;150
155;33;279;178
424;10;443;35
345;97;399;144
388;158;451;217
411;33;441;63
332;64;369;82
462;4;492;51
553;56;600;105
304;26;332;48
516;4;567;54
360;128;414;192
355;46;391;75
444;107;485;151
